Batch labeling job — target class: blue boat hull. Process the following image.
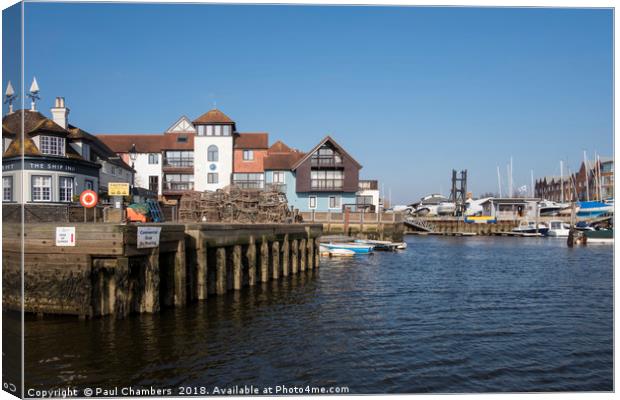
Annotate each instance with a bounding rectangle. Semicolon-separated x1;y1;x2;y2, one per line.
321;243;373;254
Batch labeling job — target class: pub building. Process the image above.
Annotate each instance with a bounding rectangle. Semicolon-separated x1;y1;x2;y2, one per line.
2;89;133;204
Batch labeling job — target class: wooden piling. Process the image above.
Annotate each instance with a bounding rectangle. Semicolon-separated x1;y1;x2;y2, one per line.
141;247;160;313
282;235;290;277
174;239;187;306
260;238;269;283
291;239;299;275
307;237;314;270
196;247;208;300
247;237;257;286
216;247;227;295
314;238;320;269
232;245;242;290
271;241;280;280
300;238;307;272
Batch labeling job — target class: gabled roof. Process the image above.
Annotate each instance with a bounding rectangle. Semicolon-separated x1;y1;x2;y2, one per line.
291;136;362;170
264;151;306;170
234;133;268;149
2;110;67;136
165;115;196;133
3;136;41;157
193;109;234;124
268;140;292;154
97;134;164;153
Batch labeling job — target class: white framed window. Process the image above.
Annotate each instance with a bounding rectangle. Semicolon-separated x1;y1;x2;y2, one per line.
243;150;254;161
309;196;317;209
214;125;222;136
223;125;231;136
3;176;12;202
82;144;90;160
59;176;74;202
148;153;159;164
273;171;285;184
208;145;219;162
39;136;65;156
208;173;218;184
32;175;52;202
329;195;341;209
198;125;205;136
206;125;214;136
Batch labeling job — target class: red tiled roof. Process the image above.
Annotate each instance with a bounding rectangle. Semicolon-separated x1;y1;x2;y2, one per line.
193;109;234;124
264;151;305;170
268;140;292;154
234;133;268;149
97;132;195;152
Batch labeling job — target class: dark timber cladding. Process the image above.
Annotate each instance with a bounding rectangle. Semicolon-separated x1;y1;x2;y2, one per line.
2;222;322;318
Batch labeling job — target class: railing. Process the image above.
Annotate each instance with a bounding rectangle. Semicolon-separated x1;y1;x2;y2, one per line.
163;182;194;191
310;179;344;190
265;183;287;193
311;156;343;167
358;180;378;190
300;211;402;223
163;158;194;168
231;180;265;190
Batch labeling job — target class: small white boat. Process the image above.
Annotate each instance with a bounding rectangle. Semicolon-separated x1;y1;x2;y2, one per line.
321;242;374;254
546;220;570;237
328;248;356;257
512;221;549;235
395;242;407;250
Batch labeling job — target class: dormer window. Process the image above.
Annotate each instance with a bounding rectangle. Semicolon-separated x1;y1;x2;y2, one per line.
39;136;65;156
177;135;188;143
199;124;232;137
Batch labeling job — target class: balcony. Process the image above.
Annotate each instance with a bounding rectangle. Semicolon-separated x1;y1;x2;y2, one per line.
232;180;265;190
311;179;344;190
163;158;194;168
310;156;343;168
359;180;378;190
163;182;194;192
265;183;287;193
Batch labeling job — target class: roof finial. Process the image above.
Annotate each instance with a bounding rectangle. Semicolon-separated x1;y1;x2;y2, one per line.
4;81;17;114
26;77;40;111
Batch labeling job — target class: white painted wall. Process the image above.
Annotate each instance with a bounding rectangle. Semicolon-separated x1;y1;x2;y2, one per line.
130;153;163;195
357;189;380;210
194;136;233;191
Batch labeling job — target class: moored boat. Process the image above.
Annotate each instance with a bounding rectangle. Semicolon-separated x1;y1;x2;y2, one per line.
321;242;374;254
512;221;549;235
577;201;613;217
546;220;570;237
584;229;614;244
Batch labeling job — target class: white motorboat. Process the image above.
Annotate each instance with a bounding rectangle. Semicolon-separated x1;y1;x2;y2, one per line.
512;221;549;235
546;220;570;237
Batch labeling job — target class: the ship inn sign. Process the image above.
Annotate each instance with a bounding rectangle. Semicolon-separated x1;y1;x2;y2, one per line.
2;157;100;177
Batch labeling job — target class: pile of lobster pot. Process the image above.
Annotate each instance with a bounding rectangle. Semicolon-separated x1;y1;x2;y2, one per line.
178;186;294;223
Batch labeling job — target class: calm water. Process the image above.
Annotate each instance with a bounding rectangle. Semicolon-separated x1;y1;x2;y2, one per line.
23;236;613;393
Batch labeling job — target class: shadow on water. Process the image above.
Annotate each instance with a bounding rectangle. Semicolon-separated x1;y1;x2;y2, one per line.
24;237;612;393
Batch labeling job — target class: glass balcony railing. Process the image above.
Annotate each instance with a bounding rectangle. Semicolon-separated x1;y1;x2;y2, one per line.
163;182;194;191
163;158;194;167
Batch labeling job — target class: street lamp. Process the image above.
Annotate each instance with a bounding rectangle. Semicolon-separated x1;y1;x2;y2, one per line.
129;143;137;199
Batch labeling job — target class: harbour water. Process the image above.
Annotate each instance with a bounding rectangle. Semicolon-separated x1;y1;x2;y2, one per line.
22;236;612;393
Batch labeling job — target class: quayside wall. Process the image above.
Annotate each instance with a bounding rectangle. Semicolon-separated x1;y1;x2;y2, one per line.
2;223;322;318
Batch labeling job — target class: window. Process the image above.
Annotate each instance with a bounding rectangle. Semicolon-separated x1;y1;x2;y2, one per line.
311;144;342;166
223;125;232;136
208;173;219;184
85;180;94;191
208;145;219;162
39;136;65;156
198;125;205;136
82;144;90;160
165;151;193;167
148;153;159;164
214;125;222;136
59;176;74;202
232;173;264;189
32;175;52;202
149;176;159;193
272;171;285;184
177;135;188;143
3;176;12;202
309;196;317;209
243;150;254;161
329;196;341;209
206;125;214;136
311;170;344;189
164;174;194;191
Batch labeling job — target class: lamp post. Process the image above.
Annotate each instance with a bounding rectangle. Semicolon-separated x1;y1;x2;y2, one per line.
129;143;137;201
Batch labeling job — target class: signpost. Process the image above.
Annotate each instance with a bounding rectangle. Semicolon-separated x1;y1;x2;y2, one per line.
108;183;130;210
79;190;98;223
137;226;161;249
55;227;76;247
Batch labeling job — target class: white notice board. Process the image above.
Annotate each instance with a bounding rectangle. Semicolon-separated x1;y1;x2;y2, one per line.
56;227;76;247
137;226;162;249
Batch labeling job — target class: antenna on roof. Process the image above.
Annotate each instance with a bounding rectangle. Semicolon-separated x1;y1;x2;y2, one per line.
4;81;17;114
26;77;40;111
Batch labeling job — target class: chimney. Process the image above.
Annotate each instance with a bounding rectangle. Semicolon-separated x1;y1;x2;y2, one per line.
51;97;70;129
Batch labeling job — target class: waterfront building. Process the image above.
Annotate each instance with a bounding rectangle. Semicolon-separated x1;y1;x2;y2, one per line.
2;97;133;204
535;157;613;202
232;132;269;189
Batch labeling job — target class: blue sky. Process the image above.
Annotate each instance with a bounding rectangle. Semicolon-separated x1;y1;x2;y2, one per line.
3;3;613;203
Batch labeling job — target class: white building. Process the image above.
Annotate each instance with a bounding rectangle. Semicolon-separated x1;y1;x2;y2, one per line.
192;109;235;192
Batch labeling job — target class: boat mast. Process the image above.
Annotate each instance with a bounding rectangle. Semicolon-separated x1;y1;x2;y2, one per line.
497;166;502;197
530;170;534;198
510;156;513;197
560;160;564;203
583;150;590;201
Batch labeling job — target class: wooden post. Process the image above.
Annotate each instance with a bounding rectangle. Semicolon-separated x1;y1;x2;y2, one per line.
115;257;130;318
307;236;314;270
196;246;208;300
300;238;307;272
216;247;227;295
314;238;320;269
142;247;160;313
271;241;280;280
260;239;269;283
232;245;242;290
282;235;290;277
291;239;299;274
247;236;257;286
174;239;187;306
